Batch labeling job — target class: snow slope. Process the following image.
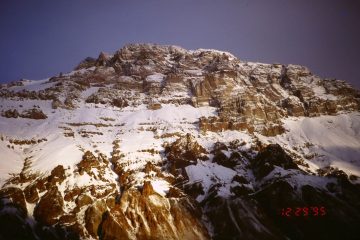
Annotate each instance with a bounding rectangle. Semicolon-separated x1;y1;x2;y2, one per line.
259;112;360;177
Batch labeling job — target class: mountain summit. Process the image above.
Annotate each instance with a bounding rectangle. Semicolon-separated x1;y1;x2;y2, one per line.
1;43;360;239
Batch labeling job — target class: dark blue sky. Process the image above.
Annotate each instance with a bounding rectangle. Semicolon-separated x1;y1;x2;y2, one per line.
1;0;359;88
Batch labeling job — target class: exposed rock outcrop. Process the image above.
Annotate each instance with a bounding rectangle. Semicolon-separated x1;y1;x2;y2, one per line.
20;108;48;119
34;187;64;225
24;183;39;203
1;43;360;240
1;109;19;118
252;144;299;179
99;188;209;240
165;133;208;175
0;187;27;215
85;200;107;238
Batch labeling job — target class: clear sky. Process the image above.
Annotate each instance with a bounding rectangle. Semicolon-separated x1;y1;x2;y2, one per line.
1;0;359;88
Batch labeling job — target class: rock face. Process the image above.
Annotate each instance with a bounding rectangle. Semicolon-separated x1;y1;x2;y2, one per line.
48;165;66;185
0;187;27;214
252;144;299;179
24;183;39;203
85;200;107;238
99;188;209;240
1;43;360;240
2;43;355;134
34;187;64;225
165;133;208;173
77;151;101;175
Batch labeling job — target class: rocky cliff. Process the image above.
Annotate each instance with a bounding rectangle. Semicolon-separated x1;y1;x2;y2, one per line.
0;43;360;240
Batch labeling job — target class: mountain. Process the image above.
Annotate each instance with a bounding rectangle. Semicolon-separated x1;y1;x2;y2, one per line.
0;43;360;240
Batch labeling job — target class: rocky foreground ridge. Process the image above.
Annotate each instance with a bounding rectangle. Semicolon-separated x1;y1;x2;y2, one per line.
0;44;360;239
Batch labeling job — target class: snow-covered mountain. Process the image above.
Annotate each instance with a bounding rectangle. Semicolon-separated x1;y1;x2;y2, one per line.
0;43;360;240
